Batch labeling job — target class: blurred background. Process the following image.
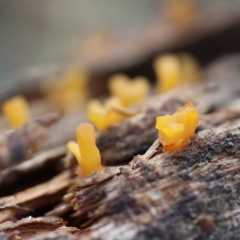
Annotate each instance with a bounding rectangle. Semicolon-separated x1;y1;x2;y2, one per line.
0;0;162;77
0;0;237;78
1;0;240;101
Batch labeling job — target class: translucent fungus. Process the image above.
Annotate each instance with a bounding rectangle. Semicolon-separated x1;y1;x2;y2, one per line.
108;74;150;106
2;96;31;128
43;66;88;111
153;54;182;93
67;122;102;177
88;97;134;131
179;52;200;83
156;102;199;151
165;0;197;25
153;53;200;93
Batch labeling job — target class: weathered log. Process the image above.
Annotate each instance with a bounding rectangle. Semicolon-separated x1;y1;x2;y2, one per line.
69;119;240;239
0;171;72;223
0;112;62;170
0;146;66;197
28;232;79;240
0;217;79;240
0;232;20;240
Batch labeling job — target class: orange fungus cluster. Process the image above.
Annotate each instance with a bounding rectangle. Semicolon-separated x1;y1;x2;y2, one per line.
88;97;135;131
108;74;150;107
155;102;199;151
43;67;88;111
153;53;199;93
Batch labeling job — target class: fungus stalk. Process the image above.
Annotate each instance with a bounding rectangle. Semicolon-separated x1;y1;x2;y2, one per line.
67;122;103;177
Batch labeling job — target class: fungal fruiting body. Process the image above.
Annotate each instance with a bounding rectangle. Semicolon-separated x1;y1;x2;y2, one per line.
165;0;197;25
88;97;134;131
154;54;182;93
156;102;199;151
108;74;150;106
179;53;199;83
43;66;88;111
153;53;199;93
67;122;102;177
2;95;31;127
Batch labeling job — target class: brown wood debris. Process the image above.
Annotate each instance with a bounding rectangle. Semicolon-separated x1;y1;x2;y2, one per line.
0;146;66;197
0;112;62;170
0;232;20;240
70;119;240;240
0;216;79;240
0;170;72;224
27;232;79;240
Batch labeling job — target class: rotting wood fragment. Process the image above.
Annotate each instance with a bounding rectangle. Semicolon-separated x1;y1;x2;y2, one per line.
0;171;71;223
27;232;79;240
0;216;78;240
46;167;121;218
0;112;62;170
70;119;240;240
0;146;66;197
0;232;20;240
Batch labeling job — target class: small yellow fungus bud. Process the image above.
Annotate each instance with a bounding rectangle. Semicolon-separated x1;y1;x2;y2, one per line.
179;52;200;83
43;66;88;111
108;74;150;106
165;0;197;25
153;54;182;93
2;96;31;128
156;102;199;151
67;123;102;177
153;53;200;93
88;97;134;131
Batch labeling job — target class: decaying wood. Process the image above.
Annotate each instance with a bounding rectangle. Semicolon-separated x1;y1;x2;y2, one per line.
0;112;62;170
0;232;20;240
97;73;240;165
1;78;240;238
0;170;72;223
68;119;240;240
0;216;79;240
27;232;79;240
0;146;66;197
199;108;240;131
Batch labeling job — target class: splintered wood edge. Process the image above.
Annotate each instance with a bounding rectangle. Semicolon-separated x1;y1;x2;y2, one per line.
0;111;63;170
0;146;66;185
0;170;72;224
0;216;79;239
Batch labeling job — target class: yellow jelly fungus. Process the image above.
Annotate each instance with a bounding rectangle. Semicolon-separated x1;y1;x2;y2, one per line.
179;52;200;83
43;67;88;111
156;102;199;151
88;97;134;131
153;54;182;93
2;96;31;128
67;123;102;177
108;74;150;107
165;0;197;25
153;53;200;93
